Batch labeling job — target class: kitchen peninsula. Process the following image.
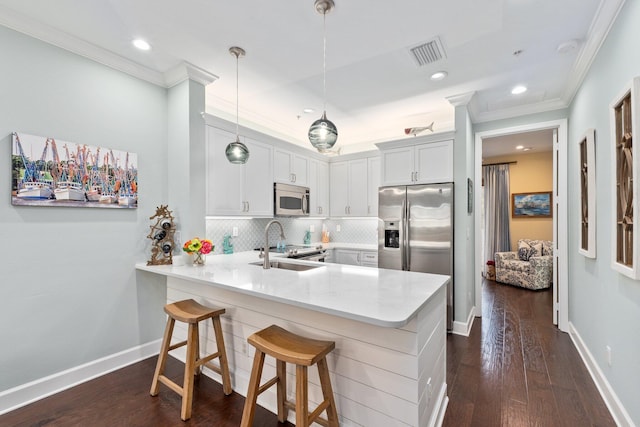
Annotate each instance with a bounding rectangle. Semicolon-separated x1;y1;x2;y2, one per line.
136;251;449;427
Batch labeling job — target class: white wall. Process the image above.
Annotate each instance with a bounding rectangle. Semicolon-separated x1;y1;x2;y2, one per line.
567;0;640;424
0;26;168;392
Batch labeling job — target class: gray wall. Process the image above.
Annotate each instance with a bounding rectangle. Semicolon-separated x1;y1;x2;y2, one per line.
567;0;640;423
0;26;168;391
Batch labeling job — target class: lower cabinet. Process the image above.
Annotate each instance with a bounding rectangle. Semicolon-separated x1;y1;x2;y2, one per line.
333;249;378;267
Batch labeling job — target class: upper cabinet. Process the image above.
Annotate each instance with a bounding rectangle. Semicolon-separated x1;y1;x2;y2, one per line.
378;136;454;186
308;159;329;216
206;126;273;216
274;148;309;186
330;158;370;217
367;157;381;216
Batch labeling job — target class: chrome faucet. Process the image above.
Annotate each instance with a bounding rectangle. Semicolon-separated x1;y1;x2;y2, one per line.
263;220;286;269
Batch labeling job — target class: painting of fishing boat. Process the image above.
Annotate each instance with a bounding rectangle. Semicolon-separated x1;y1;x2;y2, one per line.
11;132;138;209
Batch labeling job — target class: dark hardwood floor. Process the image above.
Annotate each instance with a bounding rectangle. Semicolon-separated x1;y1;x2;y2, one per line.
443;279;615;427
0;355;293;427
0;279;615;426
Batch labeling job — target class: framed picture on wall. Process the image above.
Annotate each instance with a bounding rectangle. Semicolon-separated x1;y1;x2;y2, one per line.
467;178;473;214
579;128;596;258
11;131;138;209
511;191;552;218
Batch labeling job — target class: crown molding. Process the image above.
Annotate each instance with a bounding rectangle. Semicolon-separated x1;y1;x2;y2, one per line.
472;98;568;124
446;91;476;107
561;0;626;105
164;61;218;88
0;6;167;87
0;6;219;89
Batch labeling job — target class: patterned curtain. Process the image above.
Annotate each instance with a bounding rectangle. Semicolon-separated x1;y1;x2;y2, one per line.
483;164;511;265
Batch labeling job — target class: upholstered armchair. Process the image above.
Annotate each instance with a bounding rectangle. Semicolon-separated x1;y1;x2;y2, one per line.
494;239;553;290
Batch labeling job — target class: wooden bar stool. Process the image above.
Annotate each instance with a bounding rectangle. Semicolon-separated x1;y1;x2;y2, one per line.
240;325;339;427
150;299;232;421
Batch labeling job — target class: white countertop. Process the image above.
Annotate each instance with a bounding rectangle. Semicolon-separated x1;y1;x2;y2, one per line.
136;251;449;328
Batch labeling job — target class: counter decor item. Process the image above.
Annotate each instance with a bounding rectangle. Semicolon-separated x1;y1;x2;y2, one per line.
303;230;311;244
183;237;213;266
146;205;175;266
223;234;234;254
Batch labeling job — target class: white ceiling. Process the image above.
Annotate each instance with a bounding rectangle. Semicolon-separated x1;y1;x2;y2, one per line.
0;0;623;154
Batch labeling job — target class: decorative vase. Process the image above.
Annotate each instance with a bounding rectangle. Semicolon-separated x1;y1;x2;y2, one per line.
192;252;205;266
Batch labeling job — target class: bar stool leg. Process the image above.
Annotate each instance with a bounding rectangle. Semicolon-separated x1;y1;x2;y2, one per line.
240;349;266;427
181;323;199;421
211;316;232;395
318;358;339;427
296;365;309;427
150;316;175;396
276;360;287;422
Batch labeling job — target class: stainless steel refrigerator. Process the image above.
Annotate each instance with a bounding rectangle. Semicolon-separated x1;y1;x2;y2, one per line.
378;183;454;331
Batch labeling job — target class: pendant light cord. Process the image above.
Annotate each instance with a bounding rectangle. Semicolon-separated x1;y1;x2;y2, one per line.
323;11;327;113
235;53;239;137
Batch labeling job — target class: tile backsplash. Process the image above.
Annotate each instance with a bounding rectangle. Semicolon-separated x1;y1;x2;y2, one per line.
204;217;378;254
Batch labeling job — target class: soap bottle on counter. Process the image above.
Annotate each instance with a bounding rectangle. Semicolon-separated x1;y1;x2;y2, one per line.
303;230;311;245
222;234;234;254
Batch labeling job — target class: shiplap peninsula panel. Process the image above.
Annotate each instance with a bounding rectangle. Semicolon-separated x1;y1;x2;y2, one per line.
165;277;447;427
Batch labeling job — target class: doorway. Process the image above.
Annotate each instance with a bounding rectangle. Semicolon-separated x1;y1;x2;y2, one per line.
473;119;568;332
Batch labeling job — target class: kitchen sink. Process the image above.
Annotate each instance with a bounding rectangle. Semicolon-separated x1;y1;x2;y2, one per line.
249;260;321;271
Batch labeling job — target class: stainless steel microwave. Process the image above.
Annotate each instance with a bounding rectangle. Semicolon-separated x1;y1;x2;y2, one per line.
274;183;310;217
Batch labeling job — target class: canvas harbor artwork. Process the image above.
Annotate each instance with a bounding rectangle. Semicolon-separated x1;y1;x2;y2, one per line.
511;191;552;218
11;132;138;209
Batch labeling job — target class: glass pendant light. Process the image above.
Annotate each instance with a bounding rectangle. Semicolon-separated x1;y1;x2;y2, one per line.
308;0;338;151
225;46;250;164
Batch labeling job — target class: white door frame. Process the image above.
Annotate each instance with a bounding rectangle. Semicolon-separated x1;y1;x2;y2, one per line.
473;118;569;332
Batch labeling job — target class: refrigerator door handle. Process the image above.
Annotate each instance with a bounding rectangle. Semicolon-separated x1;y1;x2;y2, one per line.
401;198;407;270
406;200;411;270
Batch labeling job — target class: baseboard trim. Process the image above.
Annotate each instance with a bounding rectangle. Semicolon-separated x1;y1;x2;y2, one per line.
432;383;448;427
451;307;475;336
0;339;162;416
568;322;633;427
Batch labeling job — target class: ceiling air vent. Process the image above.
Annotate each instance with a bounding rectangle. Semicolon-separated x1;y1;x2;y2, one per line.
409;37;446;67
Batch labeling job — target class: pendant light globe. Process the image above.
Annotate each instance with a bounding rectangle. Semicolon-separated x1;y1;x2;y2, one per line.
225;137;250;164
225;46;249;164
308;0;338;151
309;111;338;150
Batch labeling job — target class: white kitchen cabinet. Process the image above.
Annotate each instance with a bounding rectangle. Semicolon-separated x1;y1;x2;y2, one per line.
206;126;273;216
274;148;308;186
334;249;360;265
367;156;380;217
333;249;378;267
330;159;368;217
308;159;329;216
380;139;453;186
360;251;378;268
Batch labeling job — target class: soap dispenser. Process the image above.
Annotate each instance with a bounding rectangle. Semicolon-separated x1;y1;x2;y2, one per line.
303;230;311;245
222;234;234;254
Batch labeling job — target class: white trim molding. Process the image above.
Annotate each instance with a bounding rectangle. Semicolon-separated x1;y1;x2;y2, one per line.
0;340;161;416
569;323;633;427
451;306;475;336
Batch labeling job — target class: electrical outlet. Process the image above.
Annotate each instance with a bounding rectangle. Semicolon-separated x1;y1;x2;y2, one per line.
336;225;341;232
232;226;238;237
606;345;612;366
310;225;315;232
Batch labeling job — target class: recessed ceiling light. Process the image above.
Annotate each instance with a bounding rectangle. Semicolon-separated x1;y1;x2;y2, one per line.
430;71;448;81
511;85;527;95
516;145;524;150
132;39;151;51
523;147;532;152
303;108;315;114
